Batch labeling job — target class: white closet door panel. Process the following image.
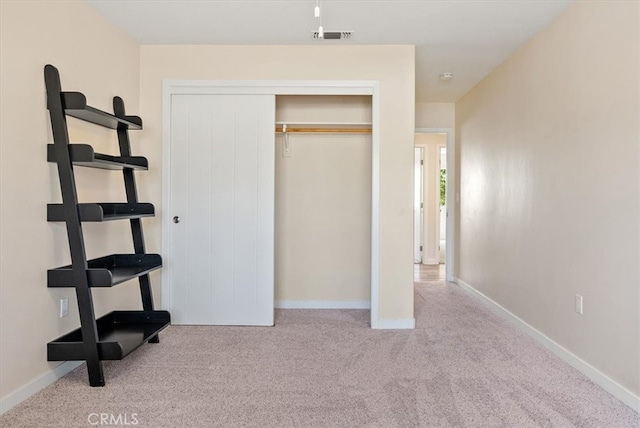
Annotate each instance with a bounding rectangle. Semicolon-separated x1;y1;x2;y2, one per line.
187;97;215;324
255;105;275;325
233;115;259;323
168;95;191;324
169;94;275;326
210;106;236;324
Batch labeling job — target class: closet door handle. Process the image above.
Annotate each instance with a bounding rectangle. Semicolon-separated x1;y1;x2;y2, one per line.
173;216;180;224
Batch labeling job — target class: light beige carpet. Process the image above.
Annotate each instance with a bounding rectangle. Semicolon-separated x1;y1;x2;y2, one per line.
2;280;638;427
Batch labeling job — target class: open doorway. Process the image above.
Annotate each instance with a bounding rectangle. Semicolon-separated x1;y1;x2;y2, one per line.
414;131;451;282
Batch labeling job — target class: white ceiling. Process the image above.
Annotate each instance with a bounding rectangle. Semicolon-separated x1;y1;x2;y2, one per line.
85;0;571;102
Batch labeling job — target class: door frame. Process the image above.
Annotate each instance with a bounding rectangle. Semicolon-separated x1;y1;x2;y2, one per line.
415;128;455;282
162;80;381;327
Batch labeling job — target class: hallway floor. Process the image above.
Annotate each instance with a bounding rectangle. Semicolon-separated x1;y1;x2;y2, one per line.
414;262;446;282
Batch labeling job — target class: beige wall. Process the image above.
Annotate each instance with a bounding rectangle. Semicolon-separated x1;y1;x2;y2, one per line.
275;96;371;303
0;1;141;400
456;1;639;396
138;45;415;320
416;102;455;128
276;95;372;125
415;133;446;265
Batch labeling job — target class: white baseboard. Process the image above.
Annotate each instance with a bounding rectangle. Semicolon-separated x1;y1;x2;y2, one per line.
453;277;640;413
371;318;416;329
422;258;439;265
275;300;371;309
0;361;83;415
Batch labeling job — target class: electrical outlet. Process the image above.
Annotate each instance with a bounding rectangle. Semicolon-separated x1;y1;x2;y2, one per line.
59;297;69;318
575;294;583;315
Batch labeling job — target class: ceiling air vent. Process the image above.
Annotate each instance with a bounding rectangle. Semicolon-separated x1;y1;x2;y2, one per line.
311;31;353;40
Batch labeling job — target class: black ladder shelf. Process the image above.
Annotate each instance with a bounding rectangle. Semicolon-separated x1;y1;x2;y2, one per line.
44;64;170;387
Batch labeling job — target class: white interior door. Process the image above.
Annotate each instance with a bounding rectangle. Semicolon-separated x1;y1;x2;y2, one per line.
414;148;423;263
169;94;275;326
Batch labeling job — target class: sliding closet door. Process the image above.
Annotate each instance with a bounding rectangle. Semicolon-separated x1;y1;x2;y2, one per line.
169;94;275;325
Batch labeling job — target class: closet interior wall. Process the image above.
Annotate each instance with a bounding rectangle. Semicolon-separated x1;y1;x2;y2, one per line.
275;96;372;305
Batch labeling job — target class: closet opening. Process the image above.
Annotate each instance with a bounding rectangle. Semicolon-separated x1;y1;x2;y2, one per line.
162;80;382;328
274;95;373;319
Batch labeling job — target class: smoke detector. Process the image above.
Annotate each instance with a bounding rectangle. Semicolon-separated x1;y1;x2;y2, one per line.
311;31;354;40
439;72;454;81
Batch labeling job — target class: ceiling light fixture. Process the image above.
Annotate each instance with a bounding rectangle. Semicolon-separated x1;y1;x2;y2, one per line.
315;0;323;39
439;72;454;81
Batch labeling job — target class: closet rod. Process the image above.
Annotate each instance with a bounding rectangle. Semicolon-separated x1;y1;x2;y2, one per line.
275;127;371;134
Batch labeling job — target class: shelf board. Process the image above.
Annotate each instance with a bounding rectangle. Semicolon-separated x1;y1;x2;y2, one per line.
275;121;372;126
47;203;155;222
47;144;148;170
275;122;372;134
48;254;162;288
61;92;142;130
47;310;170;361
